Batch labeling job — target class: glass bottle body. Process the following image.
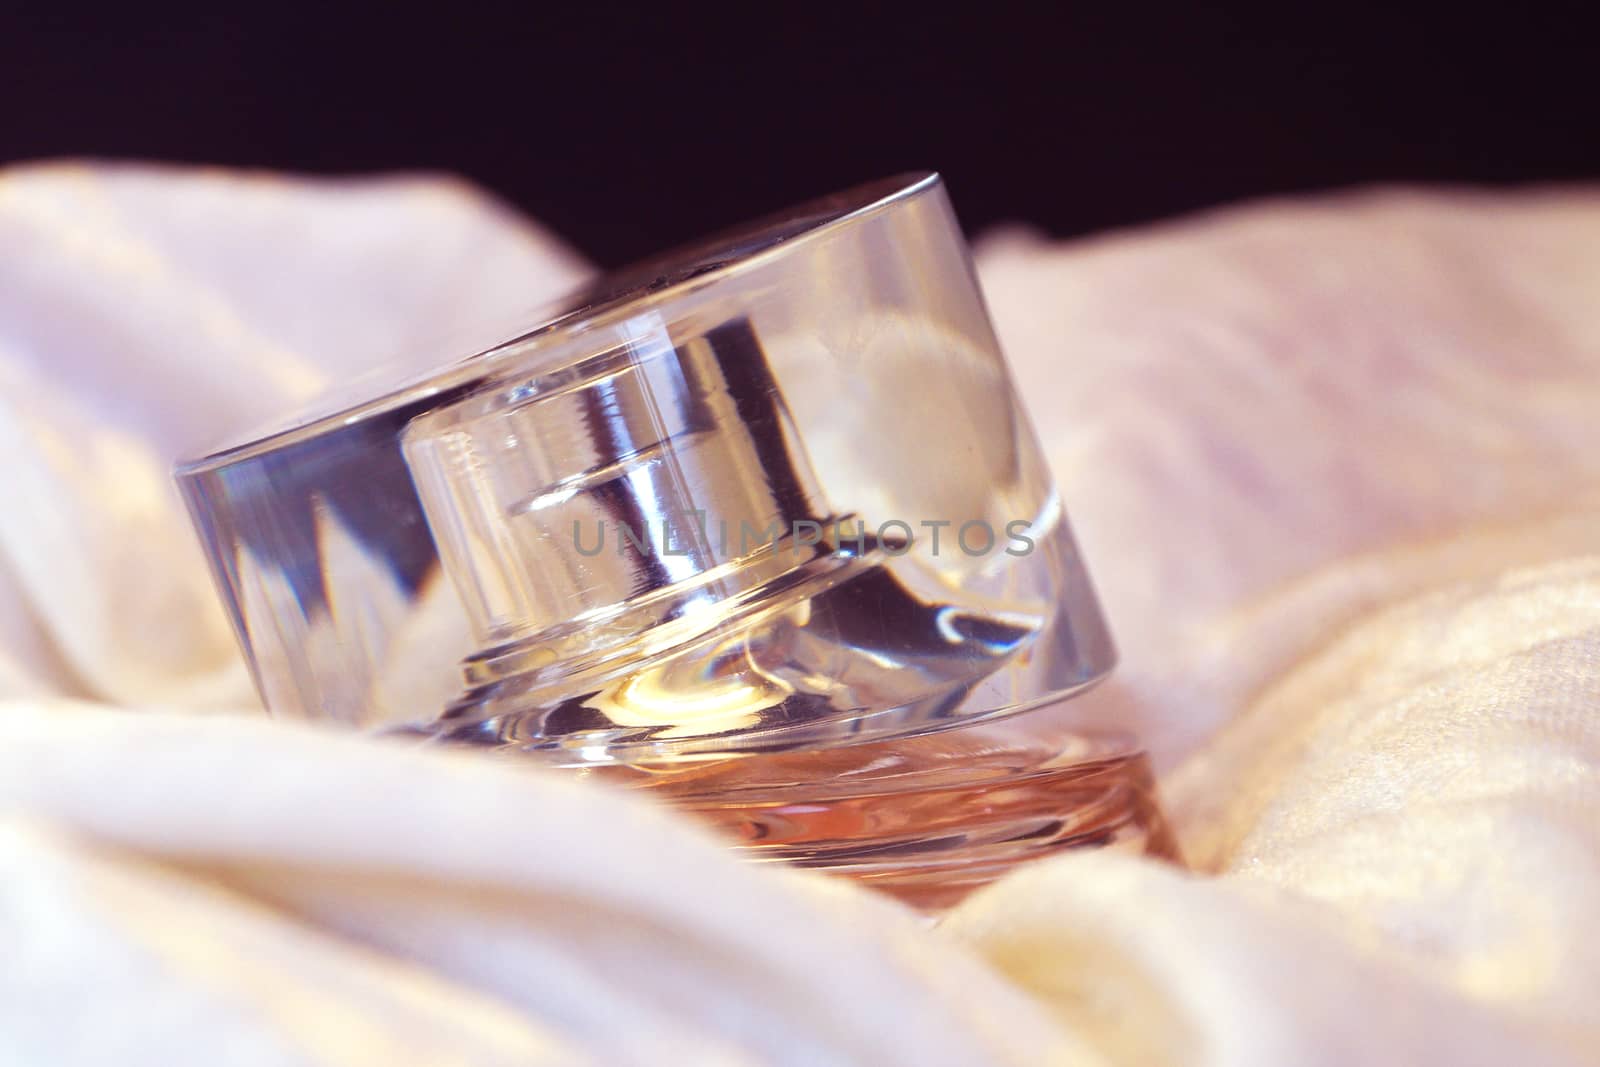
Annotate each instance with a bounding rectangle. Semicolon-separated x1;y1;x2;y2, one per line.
177;174;1175;907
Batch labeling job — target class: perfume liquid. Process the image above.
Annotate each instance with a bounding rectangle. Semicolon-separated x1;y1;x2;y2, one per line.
607;729;1175;910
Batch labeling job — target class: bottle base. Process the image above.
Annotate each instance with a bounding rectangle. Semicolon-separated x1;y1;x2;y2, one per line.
593;725;1179;911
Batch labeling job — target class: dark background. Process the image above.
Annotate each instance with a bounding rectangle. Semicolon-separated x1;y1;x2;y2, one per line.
5;6;1597;267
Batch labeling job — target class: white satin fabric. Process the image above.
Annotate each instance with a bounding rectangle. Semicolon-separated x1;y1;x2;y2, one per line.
1;163;1596;1066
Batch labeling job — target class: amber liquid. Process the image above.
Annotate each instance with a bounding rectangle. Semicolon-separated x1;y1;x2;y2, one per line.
596;728;1179;911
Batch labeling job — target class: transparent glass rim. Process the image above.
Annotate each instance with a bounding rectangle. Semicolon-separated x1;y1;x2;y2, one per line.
176;170;941;474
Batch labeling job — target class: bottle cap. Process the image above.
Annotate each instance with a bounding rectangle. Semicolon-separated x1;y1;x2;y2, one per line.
176;173;1115;761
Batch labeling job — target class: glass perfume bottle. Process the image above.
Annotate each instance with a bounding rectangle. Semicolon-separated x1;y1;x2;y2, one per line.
177;173;1175;909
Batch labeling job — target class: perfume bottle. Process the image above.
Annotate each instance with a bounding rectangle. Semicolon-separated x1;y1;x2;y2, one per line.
177;173;1175;909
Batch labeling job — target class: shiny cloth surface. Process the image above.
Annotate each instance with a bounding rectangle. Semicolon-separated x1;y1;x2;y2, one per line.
1;163;1597;1065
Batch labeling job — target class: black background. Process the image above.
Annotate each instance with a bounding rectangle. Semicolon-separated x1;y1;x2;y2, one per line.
5;6;1596;267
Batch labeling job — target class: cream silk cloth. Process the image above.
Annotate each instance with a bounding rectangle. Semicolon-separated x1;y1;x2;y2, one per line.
0;164;1596;1066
